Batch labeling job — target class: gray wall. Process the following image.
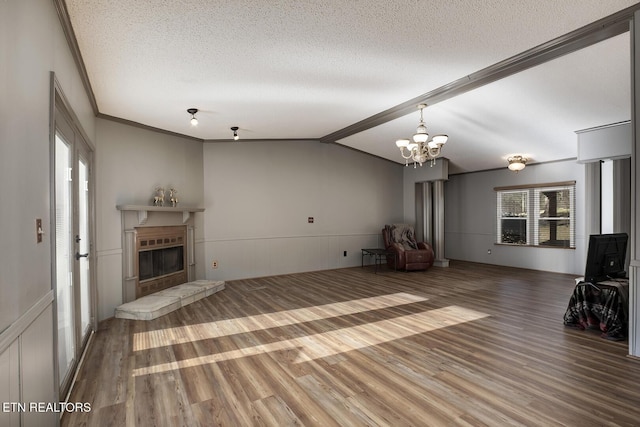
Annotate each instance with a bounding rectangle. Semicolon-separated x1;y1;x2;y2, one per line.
202;141;404;280
94;132;403;315
95;118;205;321
0;0;96;425
443;159;586;275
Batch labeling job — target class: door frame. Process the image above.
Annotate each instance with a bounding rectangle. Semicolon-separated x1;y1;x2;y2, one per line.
50;73;98;399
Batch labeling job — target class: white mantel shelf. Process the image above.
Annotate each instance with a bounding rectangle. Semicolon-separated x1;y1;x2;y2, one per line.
116;205;205;225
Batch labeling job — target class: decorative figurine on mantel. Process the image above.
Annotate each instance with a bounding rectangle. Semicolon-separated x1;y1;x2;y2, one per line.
153;187;165;206
169;188;178;207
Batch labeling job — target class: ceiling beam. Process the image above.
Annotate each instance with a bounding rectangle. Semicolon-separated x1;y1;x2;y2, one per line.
320;4;638;144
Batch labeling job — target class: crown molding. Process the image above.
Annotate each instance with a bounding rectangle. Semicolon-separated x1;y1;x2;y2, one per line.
203;138;319;143
97;113;204;142
53;0;99;115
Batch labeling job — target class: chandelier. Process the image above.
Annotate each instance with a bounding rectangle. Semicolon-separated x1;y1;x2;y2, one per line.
395;104;448;167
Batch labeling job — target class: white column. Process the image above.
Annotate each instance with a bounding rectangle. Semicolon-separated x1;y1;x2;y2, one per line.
414;182;425;242
629;10;640;357
613;158;631;235
584;161;601;237
414;182;433;244
432;179;449;267
424;182;433;246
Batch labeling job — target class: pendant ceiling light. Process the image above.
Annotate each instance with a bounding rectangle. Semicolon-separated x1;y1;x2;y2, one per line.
396;104;448;168
187;108;198;126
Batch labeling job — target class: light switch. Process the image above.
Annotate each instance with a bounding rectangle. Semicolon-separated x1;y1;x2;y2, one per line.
36;219;43;243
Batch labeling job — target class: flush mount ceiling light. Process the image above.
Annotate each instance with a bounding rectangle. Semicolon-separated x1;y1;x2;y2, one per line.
396;104;448;168
187;108;198;126
230;126;239;140
507;155;527;172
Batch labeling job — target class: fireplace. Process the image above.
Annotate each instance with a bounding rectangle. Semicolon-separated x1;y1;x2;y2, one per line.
117;204;204;303
136;226;187;298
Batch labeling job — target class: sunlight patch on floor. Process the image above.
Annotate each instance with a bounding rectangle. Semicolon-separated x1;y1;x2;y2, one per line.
133;292;428;351
132;305;489;376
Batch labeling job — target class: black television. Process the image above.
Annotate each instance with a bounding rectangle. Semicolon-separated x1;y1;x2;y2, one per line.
584;233;628;284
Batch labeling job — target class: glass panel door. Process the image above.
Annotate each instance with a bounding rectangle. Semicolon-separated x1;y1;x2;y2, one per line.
53;95;95;397
55;133;75;387
77;149;91;339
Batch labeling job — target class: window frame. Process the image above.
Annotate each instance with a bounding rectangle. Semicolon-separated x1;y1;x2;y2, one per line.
495;181;576;249
497;189;529;245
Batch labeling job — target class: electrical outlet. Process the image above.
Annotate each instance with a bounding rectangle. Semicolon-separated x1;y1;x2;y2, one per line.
487;249;492;254
211;260;219;269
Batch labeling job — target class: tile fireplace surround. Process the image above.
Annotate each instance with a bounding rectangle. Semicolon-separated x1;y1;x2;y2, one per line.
117;205;205;304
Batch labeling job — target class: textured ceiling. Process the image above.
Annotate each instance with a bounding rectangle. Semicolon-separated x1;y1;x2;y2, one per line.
65;0;638;173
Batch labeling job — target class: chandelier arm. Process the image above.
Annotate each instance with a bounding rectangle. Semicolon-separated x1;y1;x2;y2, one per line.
399;147;414;160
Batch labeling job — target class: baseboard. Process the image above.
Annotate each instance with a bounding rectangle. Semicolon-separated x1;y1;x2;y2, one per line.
433;259;450;268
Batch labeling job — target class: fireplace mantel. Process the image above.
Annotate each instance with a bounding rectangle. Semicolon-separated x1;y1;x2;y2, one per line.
117;205;205;225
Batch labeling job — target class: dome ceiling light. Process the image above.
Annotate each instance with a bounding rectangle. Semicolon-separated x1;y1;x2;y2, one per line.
508;155;527;172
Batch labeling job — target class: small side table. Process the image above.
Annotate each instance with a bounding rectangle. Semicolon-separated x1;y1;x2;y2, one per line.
361;248;395;273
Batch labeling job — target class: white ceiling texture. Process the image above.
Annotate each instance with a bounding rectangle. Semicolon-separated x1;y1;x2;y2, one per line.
65;1;639;174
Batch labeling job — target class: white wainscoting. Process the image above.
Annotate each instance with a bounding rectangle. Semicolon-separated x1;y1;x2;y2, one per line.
204;233;384;281
445;230;585;275
96;249;123;321
0;339;20;427
0;292;56;427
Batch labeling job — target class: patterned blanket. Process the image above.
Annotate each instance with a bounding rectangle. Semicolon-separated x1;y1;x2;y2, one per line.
389;224;418;250
563;280;628;341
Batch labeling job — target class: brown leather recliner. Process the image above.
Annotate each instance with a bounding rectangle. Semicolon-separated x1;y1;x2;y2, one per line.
382;224;435;271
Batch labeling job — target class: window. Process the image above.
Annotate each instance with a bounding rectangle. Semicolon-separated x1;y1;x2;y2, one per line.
497;190;528;244
495;181;575;248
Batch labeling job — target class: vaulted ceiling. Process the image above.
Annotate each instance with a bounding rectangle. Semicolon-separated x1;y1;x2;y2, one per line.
64;1;639;174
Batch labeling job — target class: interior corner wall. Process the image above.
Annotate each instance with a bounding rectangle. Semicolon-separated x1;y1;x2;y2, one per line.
95;119;205;320
1;0;96;424
202;141;404;280
444;160;586;275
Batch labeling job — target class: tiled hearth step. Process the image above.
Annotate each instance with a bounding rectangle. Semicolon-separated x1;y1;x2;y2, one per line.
115;280;225;321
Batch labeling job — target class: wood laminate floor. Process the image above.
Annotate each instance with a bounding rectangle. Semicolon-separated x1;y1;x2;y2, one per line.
63;261;640;426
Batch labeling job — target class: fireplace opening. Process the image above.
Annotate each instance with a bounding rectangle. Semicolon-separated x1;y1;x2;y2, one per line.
135;225;188;298
139;246;184;281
